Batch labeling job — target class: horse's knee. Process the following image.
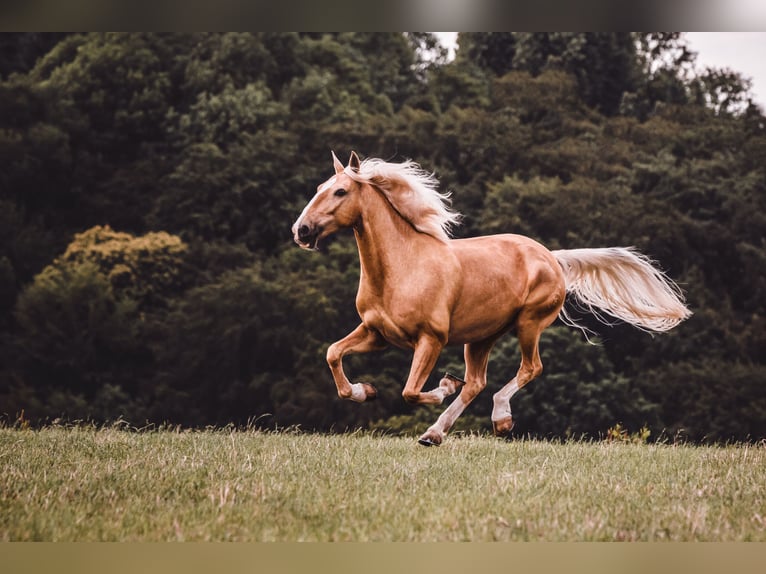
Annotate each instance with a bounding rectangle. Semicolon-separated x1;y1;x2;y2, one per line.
402;389;420;404
326;343;342;369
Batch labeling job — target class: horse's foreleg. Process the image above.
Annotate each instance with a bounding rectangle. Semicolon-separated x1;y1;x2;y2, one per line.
400;335;444;406
327;323;386;402
418;337;496;447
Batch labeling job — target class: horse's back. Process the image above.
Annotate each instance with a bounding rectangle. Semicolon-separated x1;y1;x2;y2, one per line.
446;234;565;343
452;233;562;282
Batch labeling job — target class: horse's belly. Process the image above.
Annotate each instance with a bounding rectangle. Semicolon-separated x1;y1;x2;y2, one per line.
447;298;520;344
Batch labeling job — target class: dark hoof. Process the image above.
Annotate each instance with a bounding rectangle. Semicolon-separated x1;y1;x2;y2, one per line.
418;436;440;447
361;383;377;401
417;430;443;447
492;416;515;437
442;372;466;387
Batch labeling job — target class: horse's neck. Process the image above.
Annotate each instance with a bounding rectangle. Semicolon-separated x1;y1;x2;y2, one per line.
354;186;429;289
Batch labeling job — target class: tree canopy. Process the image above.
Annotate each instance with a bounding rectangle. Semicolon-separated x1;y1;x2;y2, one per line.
1;33;764;442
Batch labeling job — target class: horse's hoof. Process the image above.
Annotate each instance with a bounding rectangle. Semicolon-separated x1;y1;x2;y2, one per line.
417;430;443;447
361;383;377;401
492;416;515;437
417;437;440;447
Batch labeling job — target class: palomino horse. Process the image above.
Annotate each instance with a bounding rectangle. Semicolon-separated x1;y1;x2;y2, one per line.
292;152;691;446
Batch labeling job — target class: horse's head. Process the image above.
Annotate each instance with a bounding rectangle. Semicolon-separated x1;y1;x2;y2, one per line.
292;151;364;250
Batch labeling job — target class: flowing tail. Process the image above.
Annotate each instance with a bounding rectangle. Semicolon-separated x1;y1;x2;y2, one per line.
552;247;691;334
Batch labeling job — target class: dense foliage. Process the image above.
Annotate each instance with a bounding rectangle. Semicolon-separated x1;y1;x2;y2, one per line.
1;33;764;441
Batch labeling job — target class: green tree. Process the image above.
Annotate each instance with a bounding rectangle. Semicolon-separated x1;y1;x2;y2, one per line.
0;33;69;79
53;225;189;308
4;226;188;422
459;33;639;115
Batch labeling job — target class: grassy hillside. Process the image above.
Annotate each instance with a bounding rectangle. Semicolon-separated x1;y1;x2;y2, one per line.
1;426;765;541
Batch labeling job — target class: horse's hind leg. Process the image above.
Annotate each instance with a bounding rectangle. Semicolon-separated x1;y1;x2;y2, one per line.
492;316;550;437
418;336;497;446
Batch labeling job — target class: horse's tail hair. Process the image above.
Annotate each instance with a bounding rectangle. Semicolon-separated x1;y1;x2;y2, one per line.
552;247;691;334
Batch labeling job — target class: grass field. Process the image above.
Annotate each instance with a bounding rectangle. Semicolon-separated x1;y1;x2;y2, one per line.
1;426;765;541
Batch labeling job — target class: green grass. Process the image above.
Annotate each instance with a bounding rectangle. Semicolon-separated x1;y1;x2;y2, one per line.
1;426;765;541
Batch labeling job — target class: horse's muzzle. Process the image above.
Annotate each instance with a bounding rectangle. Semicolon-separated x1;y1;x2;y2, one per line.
295;223;322;250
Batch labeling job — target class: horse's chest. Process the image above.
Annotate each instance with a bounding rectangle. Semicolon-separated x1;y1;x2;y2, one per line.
356;292;420;348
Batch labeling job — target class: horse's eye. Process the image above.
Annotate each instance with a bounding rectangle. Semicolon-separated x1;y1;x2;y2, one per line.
334;188;348;197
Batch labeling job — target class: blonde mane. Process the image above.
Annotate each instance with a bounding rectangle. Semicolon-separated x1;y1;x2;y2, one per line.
345;158;461;242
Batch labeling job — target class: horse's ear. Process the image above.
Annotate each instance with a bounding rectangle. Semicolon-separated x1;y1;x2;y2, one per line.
332;150;344;174
348;151;361;173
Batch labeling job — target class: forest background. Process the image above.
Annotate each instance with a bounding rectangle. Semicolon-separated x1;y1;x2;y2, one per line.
1;32;764;442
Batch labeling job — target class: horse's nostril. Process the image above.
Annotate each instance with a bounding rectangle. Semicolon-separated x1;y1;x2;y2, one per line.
298;224;311;240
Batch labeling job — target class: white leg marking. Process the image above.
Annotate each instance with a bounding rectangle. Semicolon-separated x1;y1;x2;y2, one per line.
349;383;368;403
425;387;450;404
423;375;462;404
429;396;468;436
492;379;519;421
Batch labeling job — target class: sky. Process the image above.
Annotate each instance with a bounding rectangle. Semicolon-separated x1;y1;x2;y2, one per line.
686;32;766;111
434;32;766;111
